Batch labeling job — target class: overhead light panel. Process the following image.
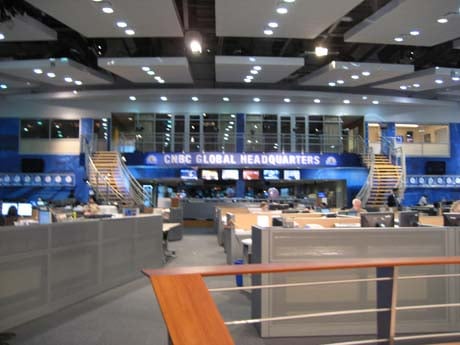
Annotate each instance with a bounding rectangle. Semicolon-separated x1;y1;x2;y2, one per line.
0;33;5;40
125;29;135;36
191;96;199;102
263;29;274;36
0;84;7;89
276;3;289;14
129;96;136;101
315;46;328;57
268;22;278;28
437;17;448;24
33;68;43;74
253;97;261;102
101;5;114;14
160;96;168;101
222;97;230;102
186;31;203;55
314;99;321;103
283;98;291;103
116;21;127;28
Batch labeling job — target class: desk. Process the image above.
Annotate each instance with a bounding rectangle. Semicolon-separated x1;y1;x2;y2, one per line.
162;223;181;261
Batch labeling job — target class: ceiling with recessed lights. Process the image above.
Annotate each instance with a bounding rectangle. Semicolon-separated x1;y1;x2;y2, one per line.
0;0;460;103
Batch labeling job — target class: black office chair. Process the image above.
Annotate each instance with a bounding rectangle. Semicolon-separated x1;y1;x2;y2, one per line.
0;332;15;345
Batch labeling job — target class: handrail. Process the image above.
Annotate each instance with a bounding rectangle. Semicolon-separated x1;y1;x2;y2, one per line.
355;138;374;206
87;155;125;203
382;136;406;203
117;153;152;206
143;256;460;345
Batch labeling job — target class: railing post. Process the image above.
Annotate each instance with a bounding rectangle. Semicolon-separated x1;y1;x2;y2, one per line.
376;266;398;345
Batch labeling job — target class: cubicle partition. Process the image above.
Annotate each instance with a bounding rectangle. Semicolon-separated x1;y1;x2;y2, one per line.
0;215;163;331
251;226;460;338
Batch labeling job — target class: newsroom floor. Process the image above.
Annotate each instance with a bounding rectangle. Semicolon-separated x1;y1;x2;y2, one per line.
6;227;450;345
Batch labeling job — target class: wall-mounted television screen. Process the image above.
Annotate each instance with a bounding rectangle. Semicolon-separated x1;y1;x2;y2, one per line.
17;203;33;217
263;169;280;180
222;169;239;180
243;170;259;180
201;169;219;180
2;202;18;216
180;169;198;180
283;170;300;180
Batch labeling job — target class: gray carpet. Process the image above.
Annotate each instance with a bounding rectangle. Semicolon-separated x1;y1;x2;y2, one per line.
6;227;438;345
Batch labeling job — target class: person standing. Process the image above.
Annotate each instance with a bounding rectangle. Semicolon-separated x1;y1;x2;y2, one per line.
387;189;399;209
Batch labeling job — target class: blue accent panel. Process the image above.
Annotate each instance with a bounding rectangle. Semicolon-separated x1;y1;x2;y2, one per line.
381;123;395;155
450;123;460;172
128;167;179;180
0;118;19;151
80;118;93;137
235;180;245;198
403;188;460;206
236;113;245;153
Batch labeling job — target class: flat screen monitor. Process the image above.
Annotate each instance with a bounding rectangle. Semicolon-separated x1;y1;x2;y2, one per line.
221;169;239;180
243;170;259;180
39;210;52;224
283;170;300;180
317;192;326;198
263;169;280;180
272;217;284;226
17;203;33;217
180;169;198;180
201;169;219;180
443;213;460;226
2;202;18;216
398;211;419;227
360;212;395;228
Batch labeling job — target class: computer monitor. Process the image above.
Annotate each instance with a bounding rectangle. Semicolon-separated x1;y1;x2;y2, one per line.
17;203;33;217
272;217;284;226
398;211;419;227
39;210;52;224
443;213;460;226
2;202;18;216
360;212;395;228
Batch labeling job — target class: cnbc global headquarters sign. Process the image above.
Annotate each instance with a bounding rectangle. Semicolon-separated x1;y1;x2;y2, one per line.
145;152;340;167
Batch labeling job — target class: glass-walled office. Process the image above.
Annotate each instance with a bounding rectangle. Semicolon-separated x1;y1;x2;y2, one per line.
113;113;365;154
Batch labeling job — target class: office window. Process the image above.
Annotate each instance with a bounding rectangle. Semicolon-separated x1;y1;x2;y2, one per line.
51;120;79;138
189;115;200;152
21;119;50;138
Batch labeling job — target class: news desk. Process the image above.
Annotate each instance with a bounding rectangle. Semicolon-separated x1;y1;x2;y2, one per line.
0;214;163;332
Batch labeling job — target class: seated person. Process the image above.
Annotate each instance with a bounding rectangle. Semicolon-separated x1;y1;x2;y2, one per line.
349;198;367;214
418;194;428;206
5;205;19;226
83;196;100;216
451;200;460;213
260;201;269;212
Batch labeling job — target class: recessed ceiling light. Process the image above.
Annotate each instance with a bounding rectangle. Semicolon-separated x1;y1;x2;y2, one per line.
64;77;73;83
413;83;421;87
264;29;274;35
343;99;350;104
73;90;78;94
160;96;168;101
154;76;162;81
283;0;295;2
452;77;460;81
47;72;56;78
372;100;379;105
253;65;262;71
116;21;128;28
283;98;291;103
314;98;321;103
362;71;371;76
328;82;336;87
125;29;135;35
250;69;258;74
222;97;230;102
129;96;136;101
147;70;155;76
362;96;368;100
336;80;344;84
400;85;407;90
92;0;103;2
74;80;83;85
246;75;254;80
142;66;150;71
394;36;404;42
315;46;328;57
33;68;43;74
0;33;5;40
437;17;448;24
276;5;288;14
435;79;444;84
101;6;114;14
409;30;420;36
351;75;360;80
268;22;279;28
244;78;252;83
192;96;199;102
249;57;256;62
253;97;260;102
0;84;7;89
158;79;165;83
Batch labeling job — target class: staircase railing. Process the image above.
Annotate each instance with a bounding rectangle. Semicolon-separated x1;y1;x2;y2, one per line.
382;136;407;202
117;154;152;207
355;138;374;206
81;135;127;204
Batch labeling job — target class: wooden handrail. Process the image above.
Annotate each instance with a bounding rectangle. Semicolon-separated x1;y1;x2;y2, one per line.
143;256;460;345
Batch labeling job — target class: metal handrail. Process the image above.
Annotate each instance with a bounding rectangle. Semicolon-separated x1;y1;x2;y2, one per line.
117;153;152;206
382;136;406;202
87;156;125;203
355;140;374;206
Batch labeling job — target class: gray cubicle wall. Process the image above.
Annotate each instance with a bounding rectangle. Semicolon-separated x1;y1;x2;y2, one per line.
251;226;459;338
0;215;163;332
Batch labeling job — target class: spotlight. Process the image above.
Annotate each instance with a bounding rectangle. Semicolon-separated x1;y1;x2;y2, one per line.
185;31;203;55
315;46;328;57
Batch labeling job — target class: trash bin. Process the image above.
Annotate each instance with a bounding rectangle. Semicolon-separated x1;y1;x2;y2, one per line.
234;259;244;287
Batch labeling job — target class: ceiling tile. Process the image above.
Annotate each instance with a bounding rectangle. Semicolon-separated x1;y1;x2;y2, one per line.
0;15;57;42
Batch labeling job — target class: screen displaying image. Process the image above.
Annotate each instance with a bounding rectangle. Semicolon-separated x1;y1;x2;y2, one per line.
263;169;280;180
201;169;219;180
243;170;259;180
17;203;33;217
180;169;198;180
2;202;18;216
222;169;239;180
283;170;300;180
